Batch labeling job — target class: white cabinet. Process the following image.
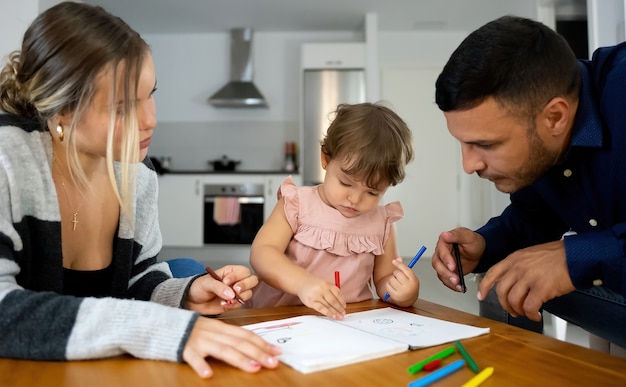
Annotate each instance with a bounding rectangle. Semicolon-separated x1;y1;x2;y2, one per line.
157;174;205;247
301;43;366;69
263;174;302;219
158;174;299;247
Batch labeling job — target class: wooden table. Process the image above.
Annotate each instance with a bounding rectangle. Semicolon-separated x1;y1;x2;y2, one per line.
2;299;625;387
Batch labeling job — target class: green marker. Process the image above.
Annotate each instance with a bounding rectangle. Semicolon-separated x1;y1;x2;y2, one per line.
455;340;480;373
408;346;456;374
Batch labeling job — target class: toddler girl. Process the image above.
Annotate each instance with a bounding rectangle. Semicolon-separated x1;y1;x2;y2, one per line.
249;102;419;319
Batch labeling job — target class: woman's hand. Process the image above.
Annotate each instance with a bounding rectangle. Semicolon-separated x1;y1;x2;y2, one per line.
185;265;258;314
183;317;282;378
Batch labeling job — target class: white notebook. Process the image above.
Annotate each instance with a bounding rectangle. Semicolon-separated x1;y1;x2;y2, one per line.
243;307;490;373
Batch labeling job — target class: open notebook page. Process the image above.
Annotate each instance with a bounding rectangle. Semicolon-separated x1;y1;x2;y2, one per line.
244;307;489;373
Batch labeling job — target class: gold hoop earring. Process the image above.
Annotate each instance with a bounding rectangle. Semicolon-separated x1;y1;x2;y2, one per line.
56;124;64;142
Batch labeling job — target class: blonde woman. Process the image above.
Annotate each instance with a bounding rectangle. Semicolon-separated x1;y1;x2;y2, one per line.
0;1;279;378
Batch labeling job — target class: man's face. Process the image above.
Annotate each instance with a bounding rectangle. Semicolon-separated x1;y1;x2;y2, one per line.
443;97;559;193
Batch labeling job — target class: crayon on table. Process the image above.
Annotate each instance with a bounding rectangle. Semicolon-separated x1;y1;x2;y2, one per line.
407;346;456;374
407;359;465;387
205;266;245;305
461;366;494;387
455;340;479;373
422;359;442;372
383;245;426;302
334;271;340;288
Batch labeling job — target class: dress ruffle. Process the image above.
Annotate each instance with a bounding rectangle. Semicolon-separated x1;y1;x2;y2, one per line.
293;201;403;257
280;176;404;257
293;225;385;256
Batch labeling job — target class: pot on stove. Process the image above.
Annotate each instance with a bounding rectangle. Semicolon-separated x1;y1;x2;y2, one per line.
209;155;241;171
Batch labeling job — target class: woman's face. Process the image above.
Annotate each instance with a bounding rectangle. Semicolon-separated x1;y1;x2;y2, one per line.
67;54;157;162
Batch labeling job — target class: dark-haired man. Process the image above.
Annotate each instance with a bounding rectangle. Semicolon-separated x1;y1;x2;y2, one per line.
431;15;626;349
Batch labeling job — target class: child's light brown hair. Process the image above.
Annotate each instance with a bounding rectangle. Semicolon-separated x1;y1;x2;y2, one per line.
321;102;414;189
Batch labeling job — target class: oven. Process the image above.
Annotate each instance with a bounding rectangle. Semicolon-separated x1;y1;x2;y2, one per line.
203;183;265;244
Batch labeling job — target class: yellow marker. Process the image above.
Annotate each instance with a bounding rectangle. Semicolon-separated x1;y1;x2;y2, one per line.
461;366;494;387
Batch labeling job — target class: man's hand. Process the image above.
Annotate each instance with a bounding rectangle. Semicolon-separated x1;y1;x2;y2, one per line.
477;240;576;321
432;228;485;292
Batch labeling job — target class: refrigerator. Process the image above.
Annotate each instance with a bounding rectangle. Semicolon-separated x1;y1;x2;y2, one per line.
302;69;366;186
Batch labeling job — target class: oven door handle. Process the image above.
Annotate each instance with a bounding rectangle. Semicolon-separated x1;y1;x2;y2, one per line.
204;196;265;204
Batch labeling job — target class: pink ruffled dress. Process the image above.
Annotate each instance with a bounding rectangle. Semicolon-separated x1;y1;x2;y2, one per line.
249;176;403;308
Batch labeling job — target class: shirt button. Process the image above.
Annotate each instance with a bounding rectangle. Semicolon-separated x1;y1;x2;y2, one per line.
593;279;603;286
589;219;598;227
563;169;572;177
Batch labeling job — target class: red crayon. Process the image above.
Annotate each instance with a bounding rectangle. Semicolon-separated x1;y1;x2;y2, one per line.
423;359;443;372
334;271;341;288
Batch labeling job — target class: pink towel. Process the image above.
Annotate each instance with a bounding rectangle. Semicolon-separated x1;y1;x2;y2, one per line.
213;197;241;225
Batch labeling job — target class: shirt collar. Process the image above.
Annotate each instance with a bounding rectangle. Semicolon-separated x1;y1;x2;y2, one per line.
568;61;603;149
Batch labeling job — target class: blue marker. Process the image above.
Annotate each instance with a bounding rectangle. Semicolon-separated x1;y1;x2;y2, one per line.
383;245;426;302
408;359;465;387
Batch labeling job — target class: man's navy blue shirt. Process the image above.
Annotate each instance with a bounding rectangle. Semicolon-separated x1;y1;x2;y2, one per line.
475;42;626;298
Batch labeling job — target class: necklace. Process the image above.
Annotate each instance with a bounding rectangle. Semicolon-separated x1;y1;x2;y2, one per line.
53;157;83;231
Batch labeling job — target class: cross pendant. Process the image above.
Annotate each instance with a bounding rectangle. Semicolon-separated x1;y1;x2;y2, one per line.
71;212;79;231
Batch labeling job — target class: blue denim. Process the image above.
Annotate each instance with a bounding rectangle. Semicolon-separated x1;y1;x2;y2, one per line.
166;258;206;278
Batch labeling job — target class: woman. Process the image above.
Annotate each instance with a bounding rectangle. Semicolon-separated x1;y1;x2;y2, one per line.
0;1;280;378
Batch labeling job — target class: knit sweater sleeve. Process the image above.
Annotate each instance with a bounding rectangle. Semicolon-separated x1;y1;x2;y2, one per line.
0;266;198;362
0;121;199;362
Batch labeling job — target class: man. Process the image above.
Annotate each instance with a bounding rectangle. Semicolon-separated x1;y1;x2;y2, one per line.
431;15;626;349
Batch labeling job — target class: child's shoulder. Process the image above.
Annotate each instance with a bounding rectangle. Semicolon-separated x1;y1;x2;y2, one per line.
382;201;404;217
280;176;320;196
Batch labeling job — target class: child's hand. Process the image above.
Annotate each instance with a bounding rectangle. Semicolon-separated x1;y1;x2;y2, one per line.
384;257;420;307
297;275;346;320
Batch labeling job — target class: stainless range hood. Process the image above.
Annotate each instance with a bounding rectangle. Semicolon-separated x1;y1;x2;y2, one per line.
208;28;268;108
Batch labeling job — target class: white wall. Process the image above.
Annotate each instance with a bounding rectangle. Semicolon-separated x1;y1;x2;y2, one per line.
587;0;626;53
144;31;362;170
145;31;362;123
0;0;39;61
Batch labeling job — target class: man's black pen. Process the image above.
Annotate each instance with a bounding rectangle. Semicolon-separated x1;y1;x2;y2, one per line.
452;243;467;293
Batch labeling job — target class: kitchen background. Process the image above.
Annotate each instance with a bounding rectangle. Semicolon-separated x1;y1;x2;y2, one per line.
2;0;624;347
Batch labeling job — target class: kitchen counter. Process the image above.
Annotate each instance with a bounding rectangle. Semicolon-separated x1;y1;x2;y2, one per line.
162;169;299;175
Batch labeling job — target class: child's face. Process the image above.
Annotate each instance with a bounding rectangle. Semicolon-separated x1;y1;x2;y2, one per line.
319;156;389;218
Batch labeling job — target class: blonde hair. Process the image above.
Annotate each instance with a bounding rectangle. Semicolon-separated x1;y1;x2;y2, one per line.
0;2;149;221
321;102;414;189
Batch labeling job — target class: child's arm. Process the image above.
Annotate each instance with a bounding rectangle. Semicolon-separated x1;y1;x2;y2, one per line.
250;198;346;319
373;226;420;307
